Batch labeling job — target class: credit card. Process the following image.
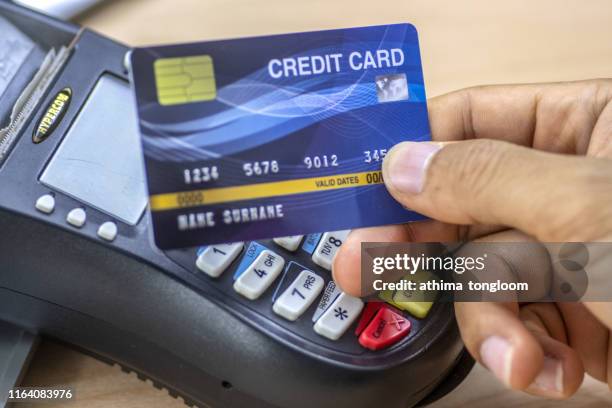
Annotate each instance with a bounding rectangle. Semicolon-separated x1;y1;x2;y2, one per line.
130;23;430;249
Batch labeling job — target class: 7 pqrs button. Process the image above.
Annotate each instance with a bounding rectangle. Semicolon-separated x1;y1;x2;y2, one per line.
273;270;324;321
234;250;285;300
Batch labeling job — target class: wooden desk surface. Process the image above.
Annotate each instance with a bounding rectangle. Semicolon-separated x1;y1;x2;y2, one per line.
20;0;612;406
76;0;612;98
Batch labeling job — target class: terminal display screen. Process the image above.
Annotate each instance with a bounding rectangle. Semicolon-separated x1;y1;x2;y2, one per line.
40;74;147;225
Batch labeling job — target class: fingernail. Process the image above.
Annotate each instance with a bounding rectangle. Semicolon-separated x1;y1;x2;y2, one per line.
480;336;513;387
529;356;564;396
384;142;441;194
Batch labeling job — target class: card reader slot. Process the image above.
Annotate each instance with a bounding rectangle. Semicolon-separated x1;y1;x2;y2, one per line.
0;16;45;123
0;46;46;124
0;46;70;164
0;5;76;165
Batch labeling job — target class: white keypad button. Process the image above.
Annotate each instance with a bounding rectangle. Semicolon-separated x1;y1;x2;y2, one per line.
312;230;350;270
195;243;244;278
66;208;86;228
97;221;117;242
273;270;324;321
233;250;285;300
313;292;364;341
35;194;55;214
312;280;342;322
273;235;303;252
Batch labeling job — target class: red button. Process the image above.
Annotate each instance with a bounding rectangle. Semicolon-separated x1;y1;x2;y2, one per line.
355;302;384;336
358;306;411;351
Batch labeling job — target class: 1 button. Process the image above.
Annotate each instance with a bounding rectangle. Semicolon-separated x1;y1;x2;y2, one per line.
313;292;363;341
35;194;55;214
273;270;324;321
196;243;244;278
312;230;350;270
97;221;117;242
273;235;303;252
233;250;285;300
358;304;411;351
67;208;86;228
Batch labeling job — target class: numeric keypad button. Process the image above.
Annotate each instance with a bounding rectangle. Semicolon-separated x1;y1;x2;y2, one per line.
273;235;303;252
312;230;350;270
233;250;285;300
195;243;244;277
273;270;324;321
313;292;364;340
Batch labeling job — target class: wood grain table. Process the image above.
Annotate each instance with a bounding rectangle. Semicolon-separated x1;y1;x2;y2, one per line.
19;0;612;406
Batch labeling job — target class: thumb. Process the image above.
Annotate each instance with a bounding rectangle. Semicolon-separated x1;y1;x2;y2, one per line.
382;139;612;241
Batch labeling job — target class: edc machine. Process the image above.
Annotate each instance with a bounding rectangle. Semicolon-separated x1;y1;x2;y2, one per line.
0;1;472;406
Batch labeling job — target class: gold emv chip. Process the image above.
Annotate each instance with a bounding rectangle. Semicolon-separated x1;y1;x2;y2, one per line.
153;55;216;106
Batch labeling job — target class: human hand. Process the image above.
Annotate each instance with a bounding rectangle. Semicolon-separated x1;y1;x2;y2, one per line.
332;80;612;398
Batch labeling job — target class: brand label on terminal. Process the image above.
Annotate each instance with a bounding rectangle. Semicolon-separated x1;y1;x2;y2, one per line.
33;87;71;144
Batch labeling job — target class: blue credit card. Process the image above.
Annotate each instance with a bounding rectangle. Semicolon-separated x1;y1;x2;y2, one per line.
130;23;430;249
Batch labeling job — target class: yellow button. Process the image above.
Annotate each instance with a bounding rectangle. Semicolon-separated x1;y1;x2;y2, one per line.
391;270;437;319
378;289;404;310
392;294;433;319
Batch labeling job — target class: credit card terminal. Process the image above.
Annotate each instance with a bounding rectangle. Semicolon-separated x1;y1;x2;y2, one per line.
0;2;472;407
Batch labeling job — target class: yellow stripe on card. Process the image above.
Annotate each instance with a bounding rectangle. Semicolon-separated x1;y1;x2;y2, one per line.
154;55;216;105
150;170;384;211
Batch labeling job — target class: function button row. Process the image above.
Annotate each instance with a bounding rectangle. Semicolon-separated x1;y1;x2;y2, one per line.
36;194;116;241
273;235;303;252
196;243;244;277
311;230;350;270
233;250;285;300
